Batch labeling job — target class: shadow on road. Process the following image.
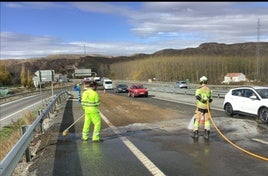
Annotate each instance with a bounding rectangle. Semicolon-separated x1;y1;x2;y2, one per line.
53;100;83;175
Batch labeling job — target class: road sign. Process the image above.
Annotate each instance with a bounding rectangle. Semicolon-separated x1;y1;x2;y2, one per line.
34;70;55;82
74;69;91;77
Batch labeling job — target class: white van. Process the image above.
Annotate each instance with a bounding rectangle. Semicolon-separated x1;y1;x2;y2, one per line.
103;79;113;90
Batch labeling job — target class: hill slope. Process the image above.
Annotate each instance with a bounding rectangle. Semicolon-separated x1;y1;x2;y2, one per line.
2;42;268;84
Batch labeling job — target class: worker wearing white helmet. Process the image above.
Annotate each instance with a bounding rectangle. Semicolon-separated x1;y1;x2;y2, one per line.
200;76;208;84
192;76;213;140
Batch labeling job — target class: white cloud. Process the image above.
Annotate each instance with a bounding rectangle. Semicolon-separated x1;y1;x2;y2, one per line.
4;2;65;9
0;32;208;59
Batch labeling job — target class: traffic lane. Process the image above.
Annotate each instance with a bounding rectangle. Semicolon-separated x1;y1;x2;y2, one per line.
27;98;154;176
84;120;267;176
110;91;227;120
0;92;52;118
113;91;268;151
127;126;268;176
111;90;267;126
78;138;153;176
0;95;37;117
0;92;56;130
0;94;44;128
103;90;268;148
90;115;268;176
103;91;268;174
109;88;224;109
50;135;153;176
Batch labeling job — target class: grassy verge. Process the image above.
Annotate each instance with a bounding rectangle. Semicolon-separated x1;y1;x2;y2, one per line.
0;110;37;161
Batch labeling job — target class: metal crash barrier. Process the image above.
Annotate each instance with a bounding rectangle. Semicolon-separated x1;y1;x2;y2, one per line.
0;90;68;176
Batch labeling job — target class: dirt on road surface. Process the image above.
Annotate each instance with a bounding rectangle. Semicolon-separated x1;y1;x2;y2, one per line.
99;91;184;127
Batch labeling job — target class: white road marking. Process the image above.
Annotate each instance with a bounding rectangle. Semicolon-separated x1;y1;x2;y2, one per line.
0;95;36;107
252;138;268;145
0;101;41;121
1;96;52;122
100;111;166;176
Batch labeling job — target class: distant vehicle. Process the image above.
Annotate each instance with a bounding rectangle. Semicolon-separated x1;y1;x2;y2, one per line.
223;86;268;123
93;77;101;86
128;84;148;98
115;84;129;93
102;78;113;90
0;88;13;96
175;81;188;89
83;77;101;85
83;77;94;82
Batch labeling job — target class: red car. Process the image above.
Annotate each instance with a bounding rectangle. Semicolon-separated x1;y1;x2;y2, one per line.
127;84;148;98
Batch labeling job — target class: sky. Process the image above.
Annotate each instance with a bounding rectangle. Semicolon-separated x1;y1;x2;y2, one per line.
1;2;268;59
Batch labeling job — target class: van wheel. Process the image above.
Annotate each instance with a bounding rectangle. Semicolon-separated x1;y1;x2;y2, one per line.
225;103;233;116
259;107;268;123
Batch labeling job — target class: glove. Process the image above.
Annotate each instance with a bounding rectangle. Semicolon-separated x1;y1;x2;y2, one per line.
195;95;202;101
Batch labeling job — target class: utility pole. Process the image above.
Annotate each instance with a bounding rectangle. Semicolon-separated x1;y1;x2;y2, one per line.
84;44;86;55
256;18;260;79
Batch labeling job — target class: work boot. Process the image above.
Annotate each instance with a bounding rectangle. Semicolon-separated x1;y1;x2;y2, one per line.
192;130;199;138
92;138;104;143
204;130;210;140
81;138;88;141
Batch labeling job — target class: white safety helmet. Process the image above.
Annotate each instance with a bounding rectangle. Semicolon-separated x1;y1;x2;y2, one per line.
200;76;208;83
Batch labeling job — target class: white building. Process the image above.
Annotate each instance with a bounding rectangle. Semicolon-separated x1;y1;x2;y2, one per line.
223;73;247;84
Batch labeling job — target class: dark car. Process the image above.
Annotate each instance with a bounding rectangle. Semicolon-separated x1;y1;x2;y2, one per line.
127;84;148;98
115;84;129;93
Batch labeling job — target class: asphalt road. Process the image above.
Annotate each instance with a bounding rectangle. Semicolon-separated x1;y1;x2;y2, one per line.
10;89;266;176
0;92;52;129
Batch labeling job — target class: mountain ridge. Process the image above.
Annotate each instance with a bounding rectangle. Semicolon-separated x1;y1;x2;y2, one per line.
1;42;267;84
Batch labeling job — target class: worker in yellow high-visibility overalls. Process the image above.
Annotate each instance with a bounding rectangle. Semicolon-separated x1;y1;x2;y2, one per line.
81;81;102;142
192;76;213;140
